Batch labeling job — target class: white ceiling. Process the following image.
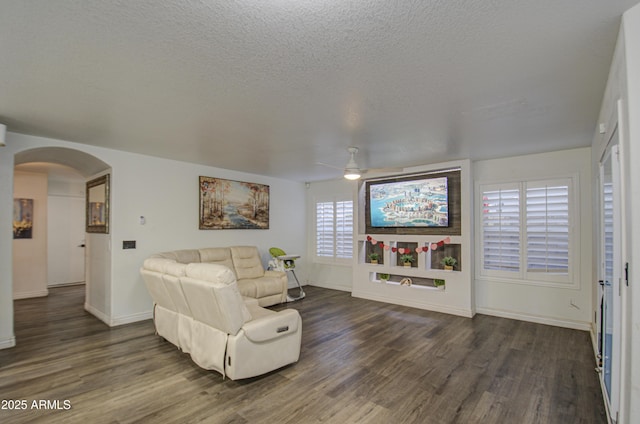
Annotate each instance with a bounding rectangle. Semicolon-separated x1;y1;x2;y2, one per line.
1;0;637;182
14;162;85;182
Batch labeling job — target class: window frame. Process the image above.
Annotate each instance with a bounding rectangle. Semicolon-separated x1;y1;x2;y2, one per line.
476;175;579;288
313;196;354;265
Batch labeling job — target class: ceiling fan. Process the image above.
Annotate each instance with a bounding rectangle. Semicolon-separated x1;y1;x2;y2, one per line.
317;147;402;180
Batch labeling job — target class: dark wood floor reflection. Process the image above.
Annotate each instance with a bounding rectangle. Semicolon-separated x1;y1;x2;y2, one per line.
0;285;605;423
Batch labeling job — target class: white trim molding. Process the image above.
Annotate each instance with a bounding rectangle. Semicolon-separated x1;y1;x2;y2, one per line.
13;289;49;300
476;306;591;331
0;336;16;350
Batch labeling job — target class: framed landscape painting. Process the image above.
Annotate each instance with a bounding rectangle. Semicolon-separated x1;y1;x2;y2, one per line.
199;176;269;230
13;198;34;239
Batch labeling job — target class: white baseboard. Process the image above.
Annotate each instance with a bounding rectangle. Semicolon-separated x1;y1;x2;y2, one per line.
0;336;16;350
352;289;474;318
85;303;110;326
13;289;49;300
110;311;153;326
85;303;152;327
475;307;591;331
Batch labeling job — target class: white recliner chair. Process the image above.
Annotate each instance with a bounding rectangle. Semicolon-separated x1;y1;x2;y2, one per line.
180;263;302;379
143;261;302;380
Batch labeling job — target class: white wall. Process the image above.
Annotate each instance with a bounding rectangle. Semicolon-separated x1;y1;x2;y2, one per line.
12;171;48;299
0;132;307;346
84;170;113;323
474;148;593;330
0;149;15;348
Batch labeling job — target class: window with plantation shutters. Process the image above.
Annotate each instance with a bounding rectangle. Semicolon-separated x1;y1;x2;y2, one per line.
478;177;575;285
316;202;335;257
481;185;520;272
525;181;570;275
603;182;614;284
315;199;353;261
335;201;353;259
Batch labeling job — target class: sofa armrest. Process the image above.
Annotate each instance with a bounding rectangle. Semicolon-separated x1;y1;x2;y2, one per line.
243;297;259;308
264;270;286;279
241;309;300;342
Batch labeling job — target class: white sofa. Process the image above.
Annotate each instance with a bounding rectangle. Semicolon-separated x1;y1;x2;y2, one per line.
141;259;301;380
149;246;288;306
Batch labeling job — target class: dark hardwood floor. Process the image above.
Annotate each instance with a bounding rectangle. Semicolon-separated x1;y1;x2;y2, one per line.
0;285;605;423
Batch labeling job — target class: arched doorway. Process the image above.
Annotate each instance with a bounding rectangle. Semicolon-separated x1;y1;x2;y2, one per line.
10;147;111;341
14;162;85;290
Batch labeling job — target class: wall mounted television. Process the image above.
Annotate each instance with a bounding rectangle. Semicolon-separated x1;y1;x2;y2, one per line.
368;176;449;228
363;168;461;236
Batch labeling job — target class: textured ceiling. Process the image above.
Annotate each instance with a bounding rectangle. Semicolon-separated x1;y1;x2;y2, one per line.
1;0;638;181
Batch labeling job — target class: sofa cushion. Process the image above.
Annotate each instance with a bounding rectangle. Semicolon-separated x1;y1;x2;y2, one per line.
162;273;191;315
143;257;175;273
230;246;265;280
185;262;235;285
185;263;252;323
236;280;257;299
181;276;246;336
164;261;187;277
152;249;201;264
254;275;287;298
141;268;176;311
245;301;276;320
199;247;236;276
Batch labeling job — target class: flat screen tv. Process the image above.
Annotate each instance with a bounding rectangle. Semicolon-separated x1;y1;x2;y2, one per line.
368;175;449;228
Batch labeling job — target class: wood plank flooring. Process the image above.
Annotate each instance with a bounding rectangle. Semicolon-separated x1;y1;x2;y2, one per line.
0;285;606;423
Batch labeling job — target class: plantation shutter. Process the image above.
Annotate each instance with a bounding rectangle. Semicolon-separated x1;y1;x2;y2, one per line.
315;199;354;260
603;181;614;281
316;202;335;257
525;181;570;274
481;185;520;272
335;201;354;259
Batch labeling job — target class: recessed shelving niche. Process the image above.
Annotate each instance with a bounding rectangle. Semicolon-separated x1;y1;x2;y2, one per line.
395;241;418;268
371;272;446;290
429;243;461;272
360;239;462;272
364;240;384;265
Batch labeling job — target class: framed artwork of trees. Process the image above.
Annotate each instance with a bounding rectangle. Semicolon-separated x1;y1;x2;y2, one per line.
199;176;269;230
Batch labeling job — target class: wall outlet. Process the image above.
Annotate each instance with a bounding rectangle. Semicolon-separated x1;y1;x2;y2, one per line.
123;240;136;249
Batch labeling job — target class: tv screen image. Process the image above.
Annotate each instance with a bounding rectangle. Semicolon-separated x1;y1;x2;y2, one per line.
369;176;449;228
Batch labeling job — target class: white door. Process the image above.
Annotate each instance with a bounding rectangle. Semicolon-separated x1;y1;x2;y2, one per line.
599;139;621;422
48;195;86;285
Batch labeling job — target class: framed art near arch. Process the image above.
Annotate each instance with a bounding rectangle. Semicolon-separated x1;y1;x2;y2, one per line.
86;174;110;234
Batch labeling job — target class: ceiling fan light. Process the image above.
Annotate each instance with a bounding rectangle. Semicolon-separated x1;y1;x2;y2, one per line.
344;169;361;180
344;146;362;179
